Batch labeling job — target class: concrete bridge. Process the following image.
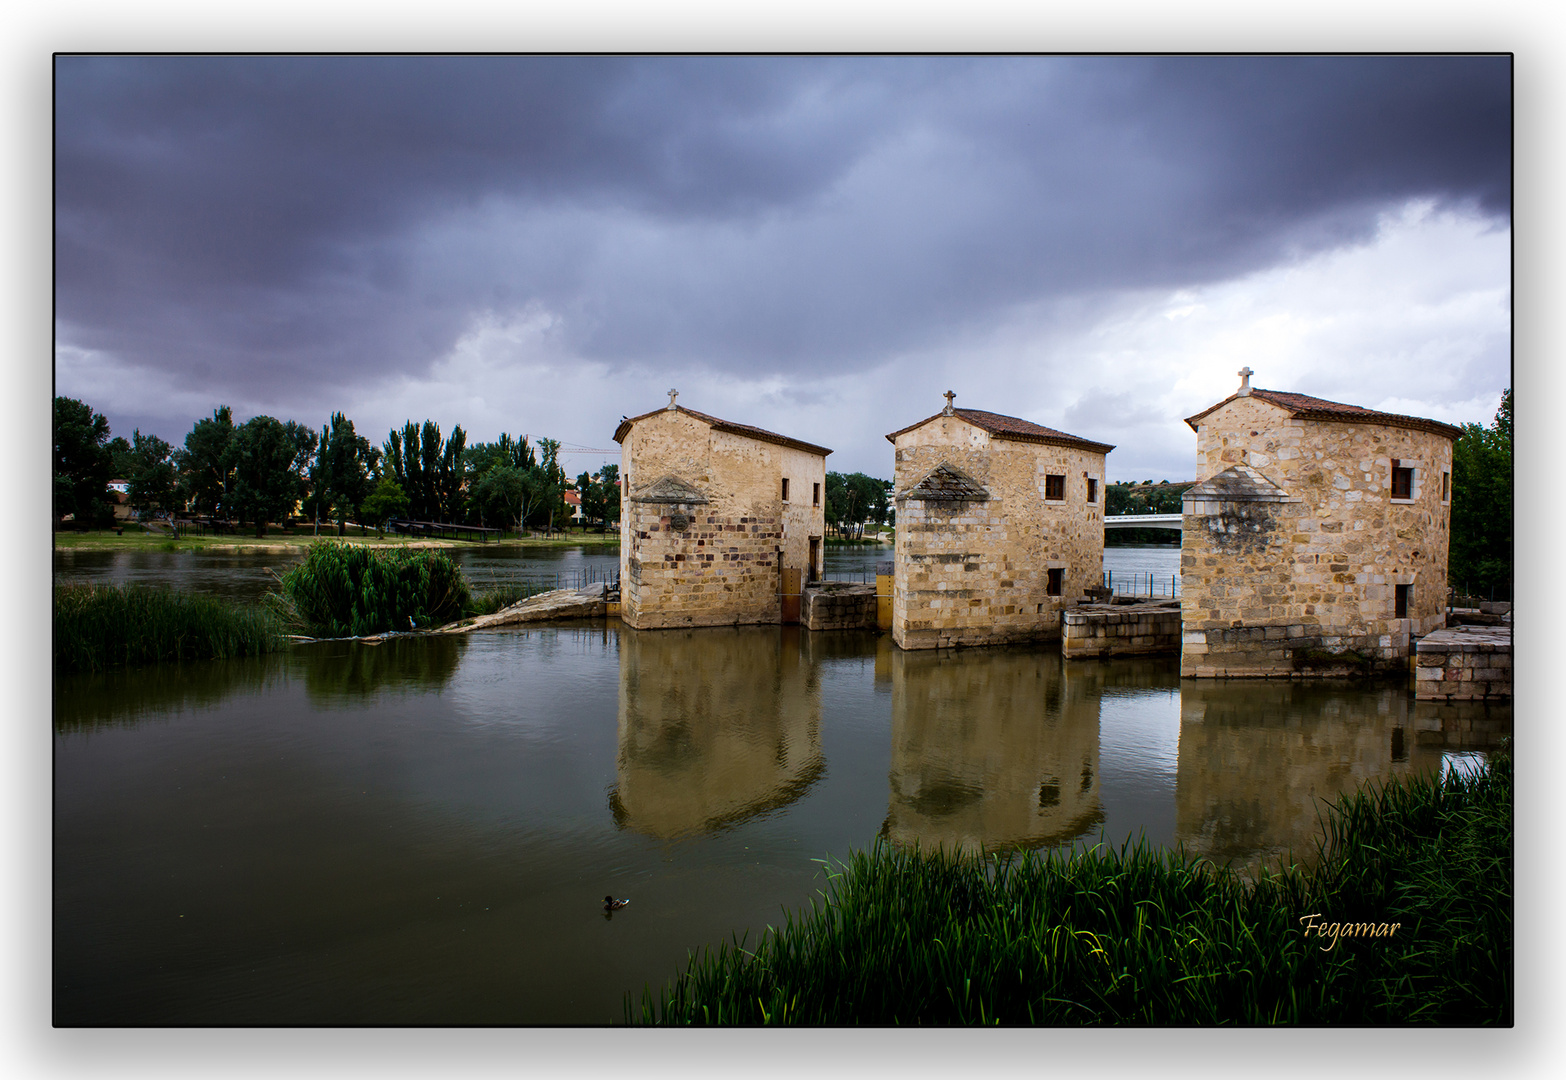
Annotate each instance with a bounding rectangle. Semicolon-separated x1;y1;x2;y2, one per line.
1103;513;1182;531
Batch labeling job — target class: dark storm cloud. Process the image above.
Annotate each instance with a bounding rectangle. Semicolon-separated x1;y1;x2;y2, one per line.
55;55;1510;400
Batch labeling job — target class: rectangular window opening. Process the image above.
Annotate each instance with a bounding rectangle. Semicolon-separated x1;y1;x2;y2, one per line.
1395;583;1411;620
1046;568;1064;596
1044;475;1065;501
1442;471;1451;502
781;478;790;502
1086;478;1098;504
813;482;820;507
1391;463;1414;500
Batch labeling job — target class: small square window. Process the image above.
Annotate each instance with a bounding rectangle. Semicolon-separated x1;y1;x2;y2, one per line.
1391;465;1413;500
1046;568;1064;596
1086;478;1098;504
782;478;790;502
1395;584;1411;619
1044;475;1065;501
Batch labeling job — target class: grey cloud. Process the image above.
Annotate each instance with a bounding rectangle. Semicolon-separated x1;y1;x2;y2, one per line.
55;55;1510;422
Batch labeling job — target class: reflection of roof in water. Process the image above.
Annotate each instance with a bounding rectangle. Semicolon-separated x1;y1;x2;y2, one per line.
608;753;827;840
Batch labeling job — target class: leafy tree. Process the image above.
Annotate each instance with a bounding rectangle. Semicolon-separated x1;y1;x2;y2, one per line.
175;406;237;518
598;463;620;527
230;415;316;536
360;477;411;531
125;430;178;516
107;436;134;480
383;420;466;521
575;467;618;529
53;396;115;528
1450;389;1512;594
535;438;567;532
825;471;889;537
312;412;380;535
472;466;534;533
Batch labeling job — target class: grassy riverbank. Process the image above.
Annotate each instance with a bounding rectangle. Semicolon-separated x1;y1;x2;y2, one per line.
53;526;620;554
54;584;288;674
632;754;1511;1025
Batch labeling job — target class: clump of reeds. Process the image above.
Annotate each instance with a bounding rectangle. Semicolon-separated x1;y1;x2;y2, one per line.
277;541;472;638
631;754;1511;1026
54;584;288;674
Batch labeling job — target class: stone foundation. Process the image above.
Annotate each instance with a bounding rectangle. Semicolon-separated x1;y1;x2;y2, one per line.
1061;600;1182;659
802;582;879;631
1414;624;1512;700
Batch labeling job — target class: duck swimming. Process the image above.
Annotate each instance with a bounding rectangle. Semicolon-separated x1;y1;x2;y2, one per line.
604;895;630;912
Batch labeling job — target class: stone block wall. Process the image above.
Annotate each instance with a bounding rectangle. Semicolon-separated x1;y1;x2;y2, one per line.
1414;625;1512;700
623;501;783;629
618;406;826;629
1061;601;1182;659
891;416;1106;650
1180;395;1454;677
802;582;879;631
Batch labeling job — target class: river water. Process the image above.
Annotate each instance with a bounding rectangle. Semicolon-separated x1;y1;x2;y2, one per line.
52;542;1504;1024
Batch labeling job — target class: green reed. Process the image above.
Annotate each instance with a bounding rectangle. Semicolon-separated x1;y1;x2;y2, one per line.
278;541;472;638
54;583;288;674
631;754;1511;1025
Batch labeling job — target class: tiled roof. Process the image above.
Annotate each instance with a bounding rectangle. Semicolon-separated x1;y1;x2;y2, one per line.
1185;389;1463;440
613;405;832;457
884;408;1115;454
902;462;990;501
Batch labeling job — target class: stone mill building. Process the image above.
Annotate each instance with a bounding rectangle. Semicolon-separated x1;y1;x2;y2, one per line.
886;393;1114;651
614;392;830;629
1179;369;1460;678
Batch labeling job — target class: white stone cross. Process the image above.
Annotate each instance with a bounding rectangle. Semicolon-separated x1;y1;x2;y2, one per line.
943;390;956;415
668;388;679;409
1237;367;1253;395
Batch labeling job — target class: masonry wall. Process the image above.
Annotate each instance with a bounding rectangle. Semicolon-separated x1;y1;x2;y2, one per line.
1180;397;1453;677
619;408;826;629
891;417;1105;650
1061;601;1182;659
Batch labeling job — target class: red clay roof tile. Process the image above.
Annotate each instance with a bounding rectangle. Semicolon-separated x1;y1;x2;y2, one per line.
884;408;1114;454
613;405;832;457
1184;389;1462;440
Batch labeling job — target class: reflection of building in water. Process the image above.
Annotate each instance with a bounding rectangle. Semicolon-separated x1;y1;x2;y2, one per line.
611;626;824;839
1175;680;1445;865
884;647;1103;852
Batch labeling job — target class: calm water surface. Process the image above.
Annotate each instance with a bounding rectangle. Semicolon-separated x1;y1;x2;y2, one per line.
53;610;1503;1025
52;541;1179;601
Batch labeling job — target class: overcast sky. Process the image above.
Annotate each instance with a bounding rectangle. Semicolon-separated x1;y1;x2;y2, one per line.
53;55;1511;482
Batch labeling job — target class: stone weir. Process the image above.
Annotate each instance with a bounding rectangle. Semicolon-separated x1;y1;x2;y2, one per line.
435;582;617;635
1062;597;1183;659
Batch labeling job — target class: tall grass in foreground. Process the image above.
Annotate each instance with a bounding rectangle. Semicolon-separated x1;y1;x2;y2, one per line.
54;584;287;674
278;541;471;637
632;756;1511;1025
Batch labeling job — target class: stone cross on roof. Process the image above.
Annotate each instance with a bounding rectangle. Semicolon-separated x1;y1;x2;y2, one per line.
1237;367;1254;396
667;388;679;410
943;390;956;416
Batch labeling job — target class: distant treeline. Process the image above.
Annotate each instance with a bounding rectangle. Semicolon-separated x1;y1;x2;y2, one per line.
53;397;619;536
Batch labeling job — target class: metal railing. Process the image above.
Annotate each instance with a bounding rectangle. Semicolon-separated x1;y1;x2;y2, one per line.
1103;570;1181;599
